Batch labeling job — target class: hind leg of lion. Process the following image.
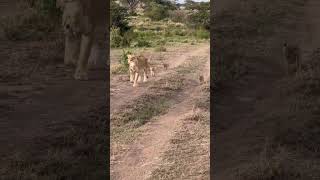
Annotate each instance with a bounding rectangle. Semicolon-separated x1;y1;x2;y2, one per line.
74;34;93;80
65;36;80;66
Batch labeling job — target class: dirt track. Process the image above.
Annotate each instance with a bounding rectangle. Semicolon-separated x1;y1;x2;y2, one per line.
110;43;210;179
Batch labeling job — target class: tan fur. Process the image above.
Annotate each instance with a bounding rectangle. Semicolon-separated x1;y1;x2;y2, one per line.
163;63;169;70
283;42;301;76
127;54;155;87
56;0;107;80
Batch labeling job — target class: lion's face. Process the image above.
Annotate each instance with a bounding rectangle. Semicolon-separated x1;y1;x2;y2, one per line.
62;1;83;37
127;54;136;65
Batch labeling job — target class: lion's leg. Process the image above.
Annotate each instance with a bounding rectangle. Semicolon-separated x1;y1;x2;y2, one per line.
143;69;148;82
133;72;139;87
150;67;155;77
74;34;93;80
129;69;134;83
65;36;80;66
138;73;142;82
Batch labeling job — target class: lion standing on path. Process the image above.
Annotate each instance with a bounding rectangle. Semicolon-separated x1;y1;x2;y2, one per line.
127;54;155;87
56;0;107;80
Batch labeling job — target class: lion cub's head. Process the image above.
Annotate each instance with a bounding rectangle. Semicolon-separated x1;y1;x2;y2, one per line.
127;54;138;71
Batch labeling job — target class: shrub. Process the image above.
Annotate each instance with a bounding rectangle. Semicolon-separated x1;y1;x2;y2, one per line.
111;0;131;34
186;2;210;30
174;29;187;36
119;49;131;69
122;29;136;47
194;28;209;39
145;2;170;21
132;38;151;47
110;27;123;48
168;10;187;23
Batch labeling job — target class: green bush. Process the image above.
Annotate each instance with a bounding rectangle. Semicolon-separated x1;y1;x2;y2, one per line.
122;29;136;47
132;38;151;47
174;29;187;36
111;0;131;34
120;49;131;68
168;10;187;23
145;2;170;21
194;28;209;39
186;2;210;30
110;27;123;48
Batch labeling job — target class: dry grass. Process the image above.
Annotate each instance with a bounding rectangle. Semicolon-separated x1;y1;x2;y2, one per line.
149;107;209;180
211;0;306;89
0;104;107;179
235;143;320;180
111;71;188;146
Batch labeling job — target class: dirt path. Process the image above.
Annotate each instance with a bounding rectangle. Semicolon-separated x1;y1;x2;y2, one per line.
110;43;209;113
110;43;210;179
213;0;320;179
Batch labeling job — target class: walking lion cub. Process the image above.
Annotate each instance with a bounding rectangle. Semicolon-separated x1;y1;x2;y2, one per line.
127;54;155;87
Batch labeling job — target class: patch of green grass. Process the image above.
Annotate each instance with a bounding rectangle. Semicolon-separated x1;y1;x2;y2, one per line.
112;95;170;127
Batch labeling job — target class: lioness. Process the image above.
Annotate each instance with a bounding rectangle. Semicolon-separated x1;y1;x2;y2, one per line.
283;42;301;75
127;54;155;87
56;0;107;80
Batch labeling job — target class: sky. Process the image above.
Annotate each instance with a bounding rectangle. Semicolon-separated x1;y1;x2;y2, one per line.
176;0;210;4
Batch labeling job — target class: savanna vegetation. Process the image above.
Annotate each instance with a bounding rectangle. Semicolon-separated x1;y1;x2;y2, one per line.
110;0;210;73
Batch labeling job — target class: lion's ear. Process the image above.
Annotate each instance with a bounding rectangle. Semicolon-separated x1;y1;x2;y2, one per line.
56;0;66;9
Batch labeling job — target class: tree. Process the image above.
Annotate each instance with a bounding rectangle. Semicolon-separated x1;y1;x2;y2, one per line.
119;0;141;12
111;0;131;34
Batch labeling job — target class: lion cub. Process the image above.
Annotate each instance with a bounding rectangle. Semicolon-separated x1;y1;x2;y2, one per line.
283;42;301;75
127;54;155;87
163;63;169;70
199;75;204;84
